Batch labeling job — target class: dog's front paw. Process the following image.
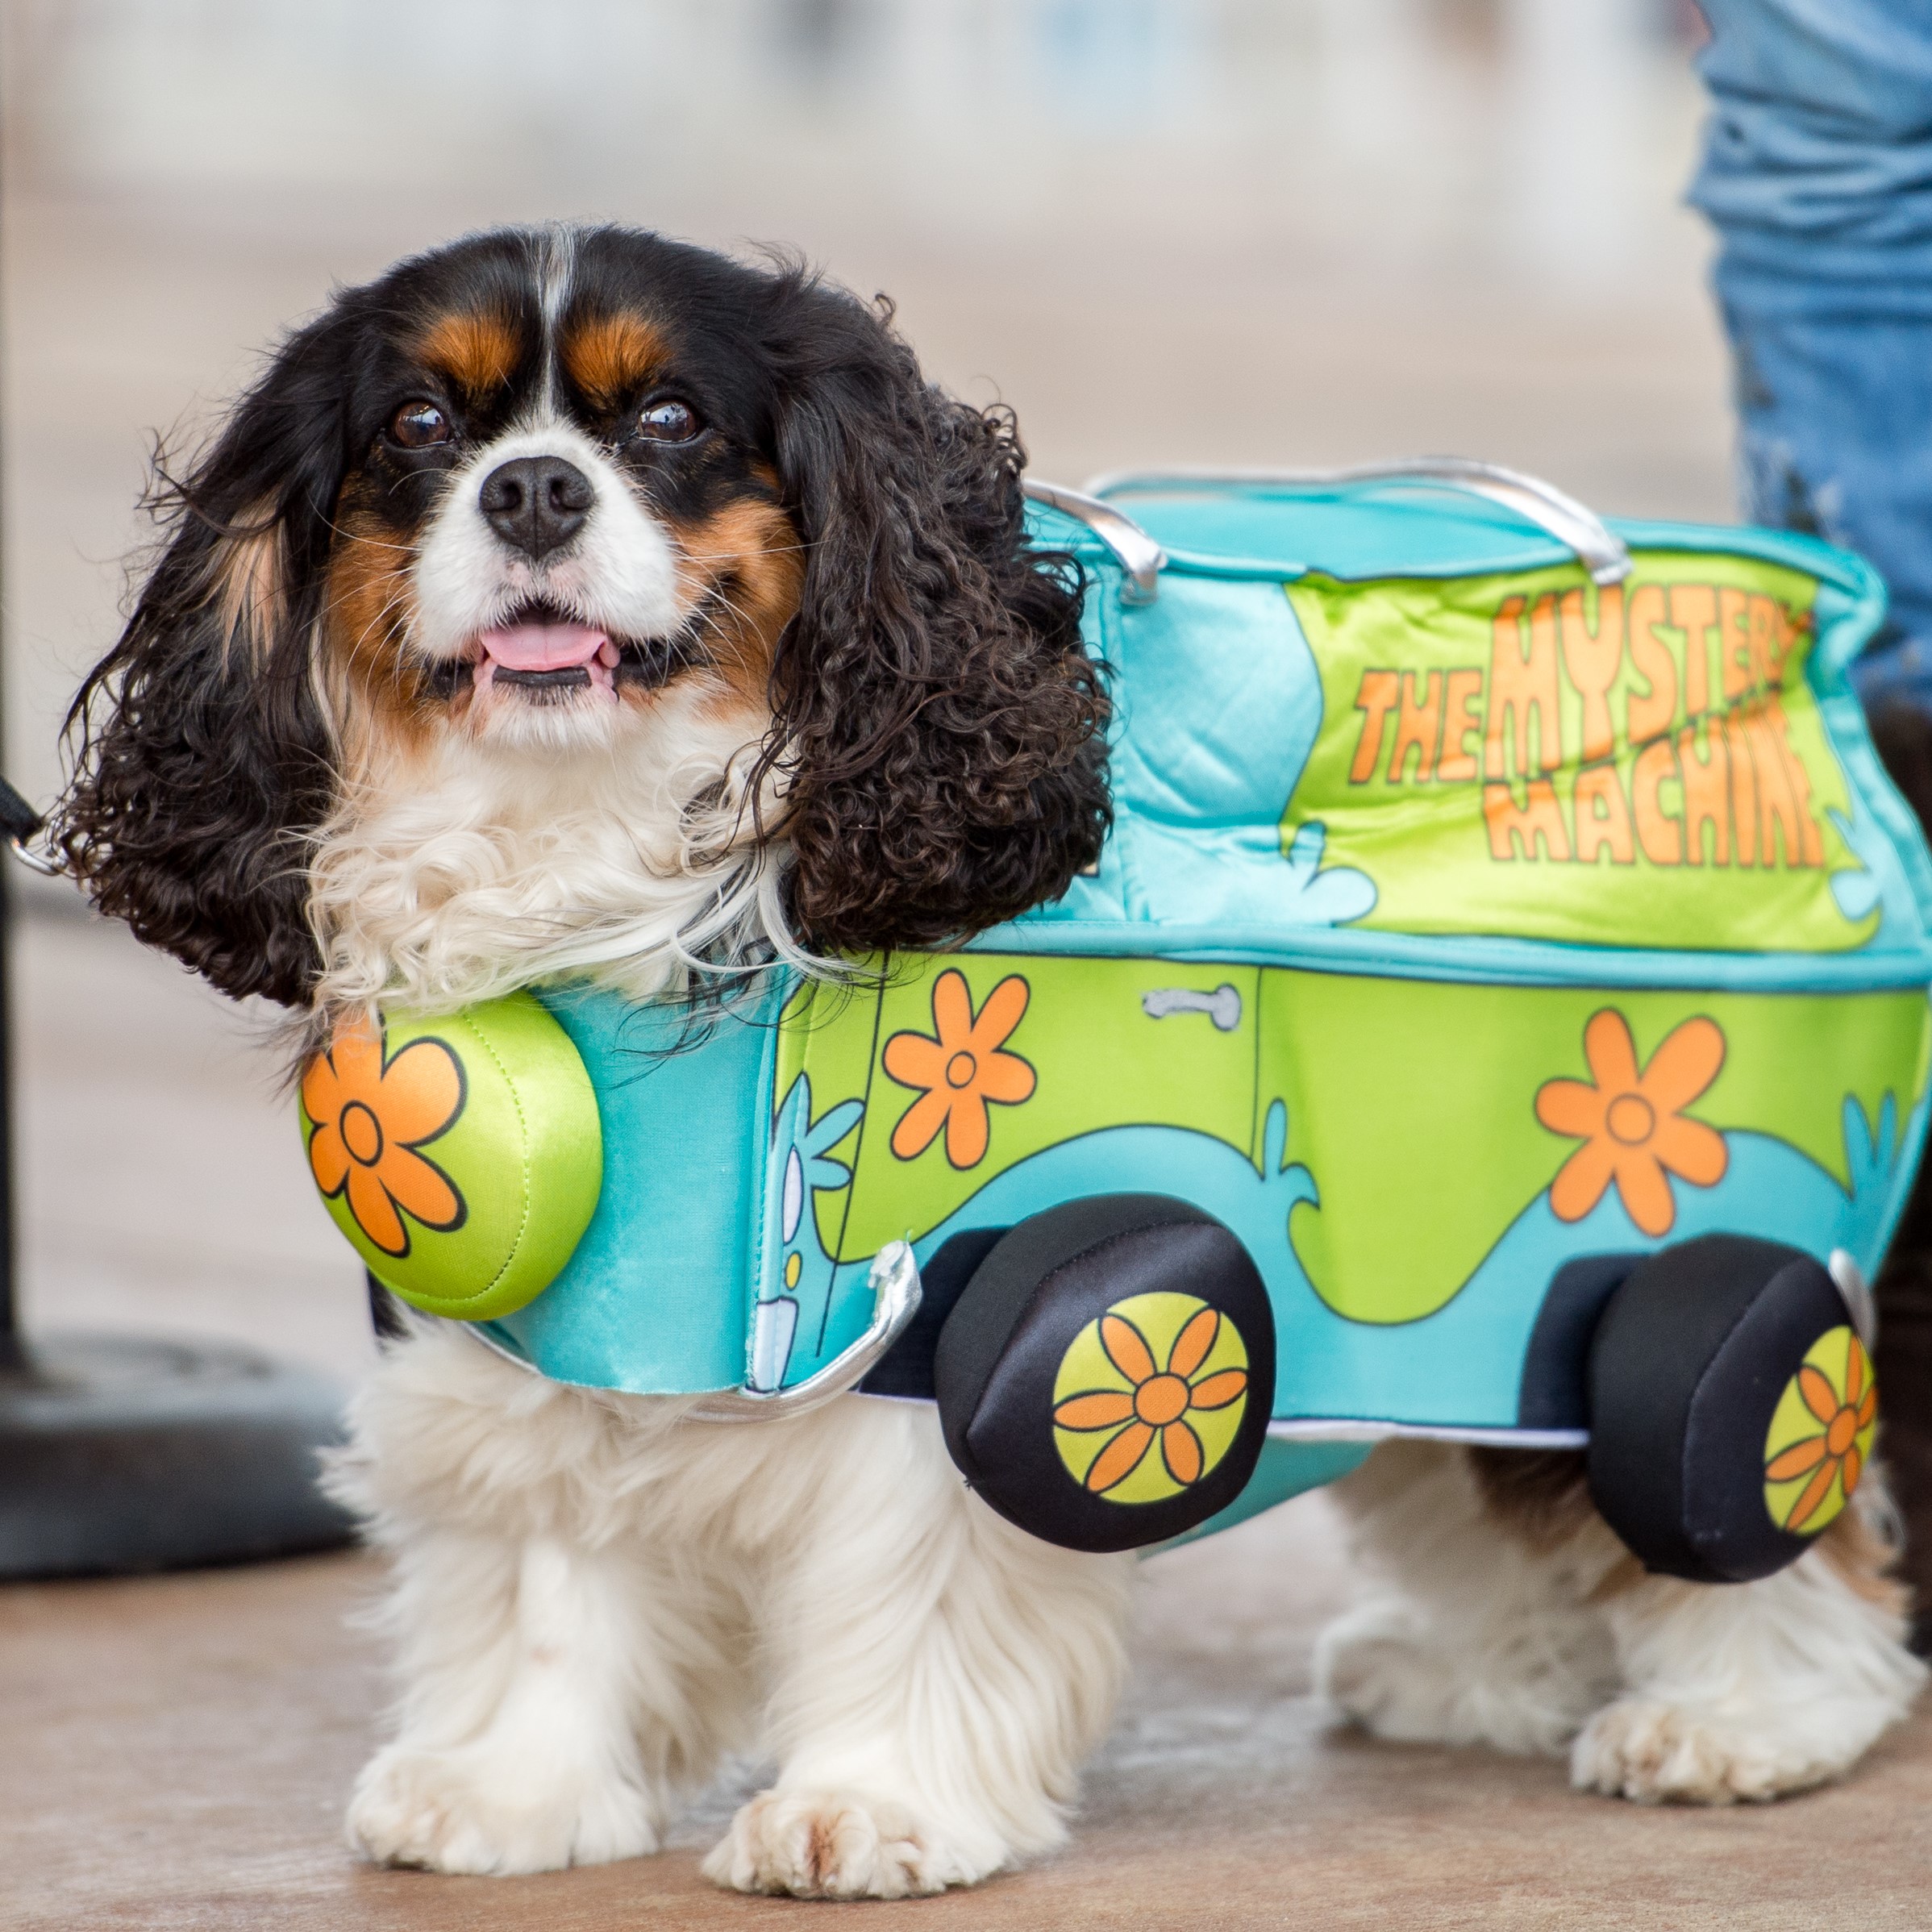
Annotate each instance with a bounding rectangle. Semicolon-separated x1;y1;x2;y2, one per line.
701;1788;992;1898
348;1742;657;1875
1571;1697;1867;1805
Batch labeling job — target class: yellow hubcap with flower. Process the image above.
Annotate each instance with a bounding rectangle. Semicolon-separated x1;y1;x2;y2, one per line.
1051;1291;1250;1505
1763;1326;1877;1537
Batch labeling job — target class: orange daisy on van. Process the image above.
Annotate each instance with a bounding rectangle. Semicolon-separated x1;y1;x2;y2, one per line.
1534;1010;1728;1238
302;1025;467;1258
884;969;1036;1169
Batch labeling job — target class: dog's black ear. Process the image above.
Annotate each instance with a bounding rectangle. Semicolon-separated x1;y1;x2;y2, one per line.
756;277;1110;956
56;317;352;1006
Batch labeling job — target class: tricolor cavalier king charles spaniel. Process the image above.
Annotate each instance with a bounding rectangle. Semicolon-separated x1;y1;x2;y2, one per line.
57;227;1925;1897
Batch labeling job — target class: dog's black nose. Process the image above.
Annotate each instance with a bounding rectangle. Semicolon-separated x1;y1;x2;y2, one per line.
478;456;594;560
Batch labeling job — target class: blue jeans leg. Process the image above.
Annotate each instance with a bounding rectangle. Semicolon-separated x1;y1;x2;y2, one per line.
1689;0;1932;708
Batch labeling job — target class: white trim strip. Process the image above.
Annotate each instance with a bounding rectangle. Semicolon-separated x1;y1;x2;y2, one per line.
1266;1419;1588;1450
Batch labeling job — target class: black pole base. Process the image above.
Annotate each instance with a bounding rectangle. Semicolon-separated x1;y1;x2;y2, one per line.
0;1331;357;1580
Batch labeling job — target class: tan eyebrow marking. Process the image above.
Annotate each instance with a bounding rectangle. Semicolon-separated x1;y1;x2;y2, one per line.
415;309;521;398
560;311;668;410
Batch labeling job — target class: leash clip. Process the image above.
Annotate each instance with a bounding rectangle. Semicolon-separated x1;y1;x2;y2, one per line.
0;776;65;877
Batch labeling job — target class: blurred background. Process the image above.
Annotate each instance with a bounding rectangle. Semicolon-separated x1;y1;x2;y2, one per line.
0;0;1722;1380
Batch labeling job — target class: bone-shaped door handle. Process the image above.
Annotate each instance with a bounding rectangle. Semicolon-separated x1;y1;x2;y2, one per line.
1141;985;1243;1032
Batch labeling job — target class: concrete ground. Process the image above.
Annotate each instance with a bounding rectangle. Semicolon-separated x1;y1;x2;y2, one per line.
6;5;1931;1927
12;1504;1932;1932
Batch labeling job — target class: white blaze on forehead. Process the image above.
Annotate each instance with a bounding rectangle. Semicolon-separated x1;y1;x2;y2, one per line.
535;224;576;411
410;415;685;662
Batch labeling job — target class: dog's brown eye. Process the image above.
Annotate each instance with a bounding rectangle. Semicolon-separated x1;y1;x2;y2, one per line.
636;398;700;443
389;401;452;449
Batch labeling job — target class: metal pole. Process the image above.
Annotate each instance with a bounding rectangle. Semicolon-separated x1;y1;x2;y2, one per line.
0;141;353;1577
0;819;18;1376
0;127;22;1376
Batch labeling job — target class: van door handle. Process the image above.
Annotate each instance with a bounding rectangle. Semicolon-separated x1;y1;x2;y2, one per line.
1142;985;1243;1032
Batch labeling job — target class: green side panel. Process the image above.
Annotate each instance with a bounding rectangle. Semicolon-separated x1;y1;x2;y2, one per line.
1286;552;1872;953
1264;973;1930;1325
833;954;1263;1260
300;990;602;1322
788;951;1928;1330
779;971;885;1258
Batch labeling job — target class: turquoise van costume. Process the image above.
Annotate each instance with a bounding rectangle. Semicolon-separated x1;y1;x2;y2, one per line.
301;466;1931;1579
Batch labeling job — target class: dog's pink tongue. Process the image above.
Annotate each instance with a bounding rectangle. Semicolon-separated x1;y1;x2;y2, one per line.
478;621;610;672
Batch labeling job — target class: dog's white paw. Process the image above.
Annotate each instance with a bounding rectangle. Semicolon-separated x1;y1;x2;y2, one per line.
348;1742;657;1875
1571;1697;1863;1805
701;1788;991;1898
1316;1600;1461;1741
1317;1598;1606;1756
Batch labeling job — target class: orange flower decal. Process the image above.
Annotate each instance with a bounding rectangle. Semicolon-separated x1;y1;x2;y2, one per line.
1534;1010;1727;1238
882;969;1035;1169
1764;1330;1879;1534
1053;1305;1249;1494
302;1025;466;1257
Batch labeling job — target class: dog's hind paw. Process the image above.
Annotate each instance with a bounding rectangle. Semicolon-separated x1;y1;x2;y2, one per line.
1315;1600;1464;1742
348;1742;657;1875
1571;1697;1866;1805
1317;1597;1608;1757
702;1788;991;1898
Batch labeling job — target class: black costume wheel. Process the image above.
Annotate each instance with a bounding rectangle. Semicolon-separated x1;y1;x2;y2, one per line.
934;1194;1276;1553
1586;1234;1873;1584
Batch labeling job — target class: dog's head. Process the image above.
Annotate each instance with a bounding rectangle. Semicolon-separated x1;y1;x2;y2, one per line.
60;226;1108;1011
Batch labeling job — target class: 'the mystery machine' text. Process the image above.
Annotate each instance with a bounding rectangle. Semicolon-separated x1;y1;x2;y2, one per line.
1345;584;1825;868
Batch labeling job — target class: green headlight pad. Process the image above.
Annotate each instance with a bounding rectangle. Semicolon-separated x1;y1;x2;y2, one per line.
298;990;602;1321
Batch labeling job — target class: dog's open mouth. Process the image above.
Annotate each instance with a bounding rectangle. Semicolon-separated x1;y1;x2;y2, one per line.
427;598;700;703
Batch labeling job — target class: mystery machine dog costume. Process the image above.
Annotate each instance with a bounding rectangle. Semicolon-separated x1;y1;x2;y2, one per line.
302;465;1932;1582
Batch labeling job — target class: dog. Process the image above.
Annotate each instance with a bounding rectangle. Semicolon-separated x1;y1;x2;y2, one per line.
56;225;1927;1897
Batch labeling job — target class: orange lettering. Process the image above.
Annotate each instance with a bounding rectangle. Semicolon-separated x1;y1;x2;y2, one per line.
1560;582;1624;764
1745;698;1806;867
1350;670;1400;783
1676;721;1730;867
1574;764;1635;865
1389;670;1443;784
1762;697;1826;864
1772;606;1811;689
1439;668;1484;782
1632;740;1683;865
1485;593;1562;781
1720;587;1756;701
1484;780;1572;860
1747;593;1784;693
1671;584;1719;718
1726;712;1759;866
1626;583;1678;745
